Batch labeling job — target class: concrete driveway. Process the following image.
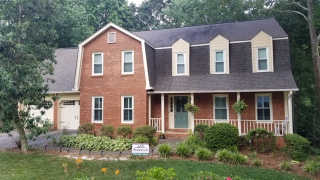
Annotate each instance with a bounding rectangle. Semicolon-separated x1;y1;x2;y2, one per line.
0;130;76;150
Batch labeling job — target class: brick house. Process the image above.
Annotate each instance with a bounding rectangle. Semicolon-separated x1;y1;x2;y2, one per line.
52;18;298;137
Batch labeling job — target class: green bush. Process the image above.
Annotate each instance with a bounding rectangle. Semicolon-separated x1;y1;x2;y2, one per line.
175;142;191;158
252;159;262;166
248;151;258;159
100;125;114;138
232;152;248;164
157;143;172;158
184;132;206;153
204;123;239;151
134;136;149;143
189;171;247;180
215;149;247;164
116;126;132;138
133;125;156;139
304;159;320;174
279;161;292;171
136;167;176;180
194;124;209;139
246;128;276;153
284;133;311;161
77;123;94;135
149;136;158;146
195;147;212;161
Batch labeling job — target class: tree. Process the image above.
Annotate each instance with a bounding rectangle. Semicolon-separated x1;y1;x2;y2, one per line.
0;0;58;152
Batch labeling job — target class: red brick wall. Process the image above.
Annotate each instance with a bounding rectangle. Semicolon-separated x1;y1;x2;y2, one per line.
79;27;147;132
53;100;58;130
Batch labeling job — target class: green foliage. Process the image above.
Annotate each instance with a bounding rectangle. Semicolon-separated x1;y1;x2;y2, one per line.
304;160;320;174
184;103;200;113
194;123;209;139
99;125;114;138
194;147;212;161
232;99;248;114
232;152;248;165
189;171;248;180
246;128;276;153
116;126;132;138
134;136;149;143
157;143;172;158
184;132;206;153
149;136;158;146
59;134;133;151
133;125;156;139
248;151;258;159
252;159;262;166
204;123;239;151
77;123;95;135
136;167;176;180
175;142;191;158
215;149;247;164
284;134;311;161
279;161;292;171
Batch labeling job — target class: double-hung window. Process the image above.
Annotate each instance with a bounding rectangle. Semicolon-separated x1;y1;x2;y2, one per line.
177;53;186;75
258;48;268;71
92;96;103;123
122;51;134;74
215;51;225;73
256;94;271;120
92;53;103;75
214;95;228;120
122;96;133;123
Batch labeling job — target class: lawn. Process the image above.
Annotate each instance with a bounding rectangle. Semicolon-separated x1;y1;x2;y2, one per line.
0;152;311;180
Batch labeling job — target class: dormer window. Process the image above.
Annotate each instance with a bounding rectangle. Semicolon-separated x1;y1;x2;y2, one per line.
177;53;186;75
210;35;229;74
251;31;273;73
215;51;225;73
258;48;268;71
108;32;116;43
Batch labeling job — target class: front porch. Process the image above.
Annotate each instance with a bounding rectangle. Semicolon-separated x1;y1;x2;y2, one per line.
148;91;293;137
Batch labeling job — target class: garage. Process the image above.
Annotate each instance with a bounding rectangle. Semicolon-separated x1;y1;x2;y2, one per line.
60;100;80;130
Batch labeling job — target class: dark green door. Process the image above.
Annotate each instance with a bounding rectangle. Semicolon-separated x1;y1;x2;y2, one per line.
174;96;188;128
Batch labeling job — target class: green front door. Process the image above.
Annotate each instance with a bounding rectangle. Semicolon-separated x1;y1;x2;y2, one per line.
174;96;188;128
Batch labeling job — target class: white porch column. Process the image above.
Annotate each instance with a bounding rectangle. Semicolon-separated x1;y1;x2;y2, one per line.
237;92;241;135
288;91;293;134
161;93;165;133
191;93;195;132
148;94;151;126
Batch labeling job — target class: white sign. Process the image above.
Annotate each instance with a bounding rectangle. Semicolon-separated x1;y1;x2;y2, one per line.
132;143;149;156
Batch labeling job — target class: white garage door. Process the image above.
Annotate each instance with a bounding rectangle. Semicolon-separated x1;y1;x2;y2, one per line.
60;101;80;130
29;101;54;126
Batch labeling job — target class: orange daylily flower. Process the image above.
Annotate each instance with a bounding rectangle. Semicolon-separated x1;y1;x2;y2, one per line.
101;167;107;173
115;170;120;175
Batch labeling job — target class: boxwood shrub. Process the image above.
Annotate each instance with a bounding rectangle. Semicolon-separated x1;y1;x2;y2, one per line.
284;133;310;161
100;125;114;138
77;123;94;135
246;128;276;153
204;123;239;151
116;126;132;138
194;124;209;139
133;125;156;139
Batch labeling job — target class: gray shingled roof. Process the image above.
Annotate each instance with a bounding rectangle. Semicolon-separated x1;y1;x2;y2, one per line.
48;48;78;92
132;18;287;48
153;71;298;93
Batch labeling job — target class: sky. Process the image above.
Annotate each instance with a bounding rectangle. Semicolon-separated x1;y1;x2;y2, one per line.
128;0;144;6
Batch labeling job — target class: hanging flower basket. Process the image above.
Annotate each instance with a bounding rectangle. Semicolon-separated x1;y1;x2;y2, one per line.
232;99;248;114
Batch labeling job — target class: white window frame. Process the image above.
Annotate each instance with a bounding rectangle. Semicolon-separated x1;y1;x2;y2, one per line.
122;50;134;74
214;50;226;74
92;96;103;123
108;32;116;43
92;52;103;76
257;47;269;72
121;96;134;123
176;53;186;75
213;94;229;121
255;93;273;121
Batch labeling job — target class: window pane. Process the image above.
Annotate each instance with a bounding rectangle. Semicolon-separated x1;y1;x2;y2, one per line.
258;109;270;120
95;98;102;108
264;96;270;107
258;59;267;70
94;64;102;74
257;96;263;108
94;54;102;64
124;110;132;121
216;62;224;72
124;63;132;72
177;64;185;74
124;52;132;62
215;97;226;108
124;98;128;108
177;54;184;64
215;109;227;119
94;110;102;121
258;49;267;59
216;52;223;62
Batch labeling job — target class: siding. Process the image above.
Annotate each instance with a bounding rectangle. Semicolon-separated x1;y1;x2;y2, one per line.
210;35;229;74
172;39;190;76
251;31;273;72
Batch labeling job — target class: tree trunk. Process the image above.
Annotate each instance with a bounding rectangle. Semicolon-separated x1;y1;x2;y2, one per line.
13;120;28;152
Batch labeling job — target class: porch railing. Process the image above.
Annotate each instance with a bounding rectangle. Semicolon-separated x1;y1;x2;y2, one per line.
150;118;162;132
194;119;289;136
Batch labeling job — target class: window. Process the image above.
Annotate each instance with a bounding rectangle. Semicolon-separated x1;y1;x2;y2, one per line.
122;51;134;74
92;96;103;123
214;95;228;120
215;51;225;73
256;94;272;120
257;48;268;71
63;101;75;106
122;96;133;123
177;53;186;75
92;53;103;75
108;32;116;43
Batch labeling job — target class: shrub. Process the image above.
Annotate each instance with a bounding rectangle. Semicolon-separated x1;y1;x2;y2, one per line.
204;123;239;151
231;152;248;164
284;134;311;161
116;126;132;138
100;125;114;138
279;161;292;171
77;123;94;135
252;159;262;166
195;147;212;161
304;160;320;174
134;136;149;143
184;132;206;153
215;149;233;162
133;125;156;139
136;167;176;180
149;136;158;146
189;171;246;180
246;128;276;153
194;124;209;139
175;142;191;158
248;151;258;159
157;143;172;158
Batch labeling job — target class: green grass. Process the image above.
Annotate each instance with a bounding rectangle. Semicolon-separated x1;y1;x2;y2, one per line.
0;152;311;180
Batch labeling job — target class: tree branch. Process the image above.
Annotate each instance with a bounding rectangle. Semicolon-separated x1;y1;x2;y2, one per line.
273;9;308;21
290;1;308;11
